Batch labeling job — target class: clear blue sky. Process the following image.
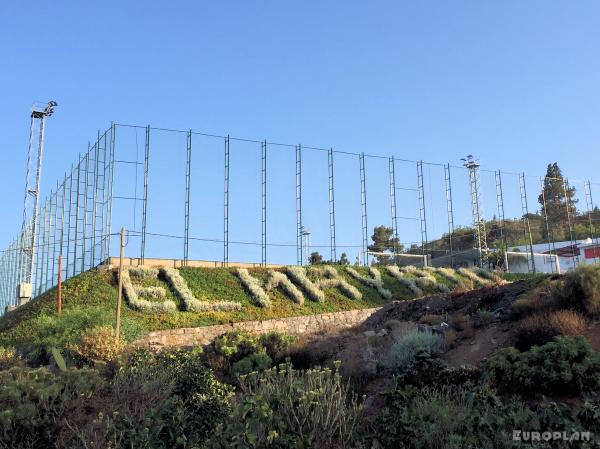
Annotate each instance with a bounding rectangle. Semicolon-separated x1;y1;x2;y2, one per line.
1;1;600;263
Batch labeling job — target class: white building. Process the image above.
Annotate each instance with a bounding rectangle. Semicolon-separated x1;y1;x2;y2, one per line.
508;238;600;273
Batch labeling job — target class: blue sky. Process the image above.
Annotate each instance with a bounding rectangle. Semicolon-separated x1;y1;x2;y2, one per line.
1;1;600;264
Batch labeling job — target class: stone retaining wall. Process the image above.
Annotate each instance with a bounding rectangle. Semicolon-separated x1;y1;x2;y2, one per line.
139;307;381;349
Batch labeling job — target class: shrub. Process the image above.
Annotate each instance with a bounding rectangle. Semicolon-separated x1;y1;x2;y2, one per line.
235;268;271;308
516;310;586;350
0;366;105;449
449;313;469;331
231;352;272;377
346;267;392;299
485;336;600;395
258;332;294;360
285;266;325;302
548;309;587;335
386;265;423;297
208;362;361;449
0;346;23;371
22;307;143;366
121;268;178;313
163;267;242;311
418;314;444;325
385;330;442;372
556;265;600;315
213;330;262;363
265;270;305;304
69;326;124;364
373;384;537;449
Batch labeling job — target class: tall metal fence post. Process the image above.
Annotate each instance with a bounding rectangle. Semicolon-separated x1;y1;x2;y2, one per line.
223;135;229;266
359;153;368;266
140;125;150;264
417;161;428;267
389;157;399;256
261;140;267;266
295;144;303;266
184;130;192;265
328;149;337;262
444;164;455;267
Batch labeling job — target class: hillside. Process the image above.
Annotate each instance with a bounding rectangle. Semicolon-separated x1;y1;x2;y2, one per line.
0;264;512;355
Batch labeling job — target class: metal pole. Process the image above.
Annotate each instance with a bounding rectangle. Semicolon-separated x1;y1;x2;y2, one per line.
73;154;81;277
36;201;47;296
444;164;455;267
115;227;125;343
81;148;90;272
584;180;600;264
105;123;116;260
140;125;150;263
417;161;428;267
261;140;267;266
328;149;337;262
57;255;62;317
59;174;67;278
389;157;399;256
91;132;100;267
359;153;368;266
65;166;73;279
495;171;509;270
540;177;557;273
296;144;303;266
50;187;58;288
519;173;536;273
563;178;577;268
184;130;192;265
223;135;229;266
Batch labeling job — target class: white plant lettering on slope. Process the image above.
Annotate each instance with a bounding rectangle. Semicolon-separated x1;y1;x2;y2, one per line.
457;267;489;288
285;266;325;303
428;267;459;285
265;270;305;305
312;266;363;300
235;268;271;308
346;267;392;299
161;267;242;312
120;268;177;313
385;265;423;297
413;269;451;293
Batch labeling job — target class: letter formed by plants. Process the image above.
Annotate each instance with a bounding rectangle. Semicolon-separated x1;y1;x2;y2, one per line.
120;268;177;313
235;268;271;308
285;266;325;303
314;266;363;300
385;265;423;297
458;267;490;288
265;270;305;305
161;267;242;312
346;267;392;299
429;267;459;285
413;268;451;294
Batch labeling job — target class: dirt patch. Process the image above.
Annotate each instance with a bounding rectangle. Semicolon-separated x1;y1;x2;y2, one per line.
442;324;516;367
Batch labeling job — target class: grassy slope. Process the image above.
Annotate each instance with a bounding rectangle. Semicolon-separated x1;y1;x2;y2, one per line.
0;266;533;349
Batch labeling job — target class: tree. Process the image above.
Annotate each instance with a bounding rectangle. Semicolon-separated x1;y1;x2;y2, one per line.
538;163;578;240
309;251;323;265
368;225;402;264
338;253;350;265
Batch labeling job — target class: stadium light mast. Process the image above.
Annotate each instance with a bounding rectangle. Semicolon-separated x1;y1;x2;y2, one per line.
17;101;57;304
461;154;488;268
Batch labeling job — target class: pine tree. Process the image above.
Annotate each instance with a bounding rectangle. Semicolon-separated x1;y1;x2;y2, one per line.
538;163;577;240
368;225;402;263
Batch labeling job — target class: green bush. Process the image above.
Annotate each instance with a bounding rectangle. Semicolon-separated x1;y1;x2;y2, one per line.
558;265;600;315
486;336;600;395
385;330;441;372
213;330;262;363
258;332;294;361
231;352;272;377
0;366;104;449
0;347;23;371
18;307;143;365
372;384;597;449
208;362;361;449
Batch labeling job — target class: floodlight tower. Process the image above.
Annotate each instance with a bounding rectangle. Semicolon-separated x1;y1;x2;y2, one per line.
301;226;311;265
17;101;57;304
462;155;488;267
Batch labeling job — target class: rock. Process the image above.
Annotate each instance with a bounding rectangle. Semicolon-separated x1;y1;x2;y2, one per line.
363;330;377;337
376;328;388;337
